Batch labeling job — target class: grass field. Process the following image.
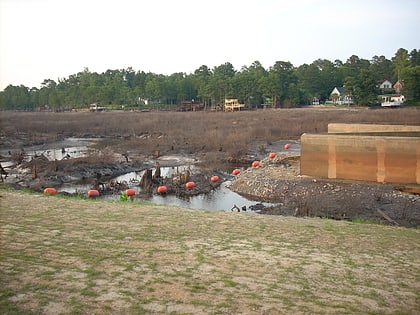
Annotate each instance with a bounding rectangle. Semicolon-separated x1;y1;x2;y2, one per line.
1;188;419;314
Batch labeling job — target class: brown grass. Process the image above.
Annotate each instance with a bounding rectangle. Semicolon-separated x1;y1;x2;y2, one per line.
1;188;419;314
2;107;419;150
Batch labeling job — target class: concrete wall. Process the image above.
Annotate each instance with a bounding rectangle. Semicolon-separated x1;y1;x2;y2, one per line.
300;132;420;184
328;123;420;134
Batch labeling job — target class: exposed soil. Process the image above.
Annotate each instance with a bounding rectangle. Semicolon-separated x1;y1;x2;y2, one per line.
228;153;420;227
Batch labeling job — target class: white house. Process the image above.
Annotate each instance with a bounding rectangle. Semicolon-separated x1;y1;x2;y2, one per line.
381;94;404;107
329;87;353;105
379;80;393;90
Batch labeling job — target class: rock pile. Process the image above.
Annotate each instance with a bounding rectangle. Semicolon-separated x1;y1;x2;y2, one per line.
229;153;420;227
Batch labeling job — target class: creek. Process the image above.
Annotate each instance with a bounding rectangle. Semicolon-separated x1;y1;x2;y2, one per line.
58;166;276;212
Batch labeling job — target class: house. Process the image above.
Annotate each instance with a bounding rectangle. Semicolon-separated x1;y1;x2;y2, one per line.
89;102;105;112
378;79;404;106
379;80;393;92
329;87;353;105
378;79;404;94
381;94;404;107
393;80;403;94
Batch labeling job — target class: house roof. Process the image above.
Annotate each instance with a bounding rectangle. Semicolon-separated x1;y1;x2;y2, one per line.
331;87;345;95
393;80;403;88
379;79;392;84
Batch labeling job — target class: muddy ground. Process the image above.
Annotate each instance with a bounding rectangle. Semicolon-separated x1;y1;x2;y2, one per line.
1;109;419;227
1;135;419;228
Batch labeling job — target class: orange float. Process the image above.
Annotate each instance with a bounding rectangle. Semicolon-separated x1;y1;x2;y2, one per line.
87;189;100;197
157;186;167;194
284;143;291;150
232;169;241;175
185;181;196;189
126;188;136;196
210;175;219;183
43;187;57;195
268;152;277;159
252;161;260;168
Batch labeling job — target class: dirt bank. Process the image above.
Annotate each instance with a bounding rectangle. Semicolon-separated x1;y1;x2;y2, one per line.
229;153;420;227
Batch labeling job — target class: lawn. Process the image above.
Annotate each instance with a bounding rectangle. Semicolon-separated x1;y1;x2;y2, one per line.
1;188;419;314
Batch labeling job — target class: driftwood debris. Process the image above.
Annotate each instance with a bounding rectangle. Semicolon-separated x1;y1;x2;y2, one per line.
395;185;420;195
32;162;38;179
179;170;190;184
140;169;153;191
377;209;400;226
153;162;161;179
0;163;8;182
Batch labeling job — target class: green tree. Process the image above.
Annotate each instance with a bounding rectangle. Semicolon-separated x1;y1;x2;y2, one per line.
409;49;420;66
268;61;296;107
234;61;267;107
0;85;32;110
210;62;236;105
295;63;321;104
370;55;393;82
402;66;420;101
392;48;411;78
354;69;378;105
193;65;212;108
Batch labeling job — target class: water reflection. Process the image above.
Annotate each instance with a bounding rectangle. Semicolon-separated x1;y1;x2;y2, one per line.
145;181;275;212
59;167;275;212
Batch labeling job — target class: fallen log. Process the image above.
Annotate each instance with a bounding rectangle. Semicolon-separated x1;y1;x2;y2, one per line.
377;209;400;226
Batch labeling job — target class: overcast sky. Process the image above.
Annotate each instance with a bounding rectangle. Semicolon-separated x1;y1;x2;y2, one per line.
1;0;419;90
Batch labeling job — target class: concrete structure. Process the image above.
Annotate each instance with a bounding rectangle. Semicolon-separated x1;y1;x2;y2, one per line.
328;123;420;134
300;124;420;184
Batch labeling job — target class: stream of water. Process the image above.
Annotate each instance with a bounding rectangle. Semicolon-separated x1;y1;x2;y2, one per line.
2;138;297;212
59;167;275;212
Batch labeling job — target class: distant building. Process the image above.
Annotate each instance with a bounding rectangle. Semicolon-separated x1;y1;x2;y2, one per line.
329;87;353;105
393;80;403;94
379;80;393;92
378;79;404;107
381;94;404;107
224;99;245;111
89;103;105;112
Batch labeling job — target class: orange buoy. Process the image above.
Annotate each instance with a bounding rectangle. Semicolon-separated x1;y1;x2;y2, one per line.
126;188;136;196
87;189;100;198
185;181;195;189
268;152;277;159
252;161;260;168
43;187;57;195
210;175;219;183
157;185;167;194
284;143;291;150
232;169;241;175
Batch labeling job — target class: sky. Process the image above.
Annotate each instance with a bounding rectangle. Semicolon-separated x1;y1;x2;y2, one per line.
0;0;419;90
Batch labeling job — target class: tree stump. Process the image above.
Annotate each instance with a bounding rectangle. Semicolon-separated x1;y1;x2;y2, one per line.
153;162;161;179
140;169;153;192
179;170;190;184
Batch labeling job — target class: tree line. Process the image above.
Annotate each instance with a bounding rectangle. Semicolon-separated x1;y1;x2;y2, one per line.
1;48;419;111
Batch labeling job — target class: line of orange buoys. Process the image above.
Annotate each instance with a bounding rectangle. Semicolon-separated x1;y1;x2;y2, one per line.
44;148;292;198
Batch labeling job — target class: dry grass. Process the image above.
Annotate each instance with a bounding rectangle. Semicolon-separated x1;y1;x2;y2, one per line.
1;188;419;314
2;108;419;158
